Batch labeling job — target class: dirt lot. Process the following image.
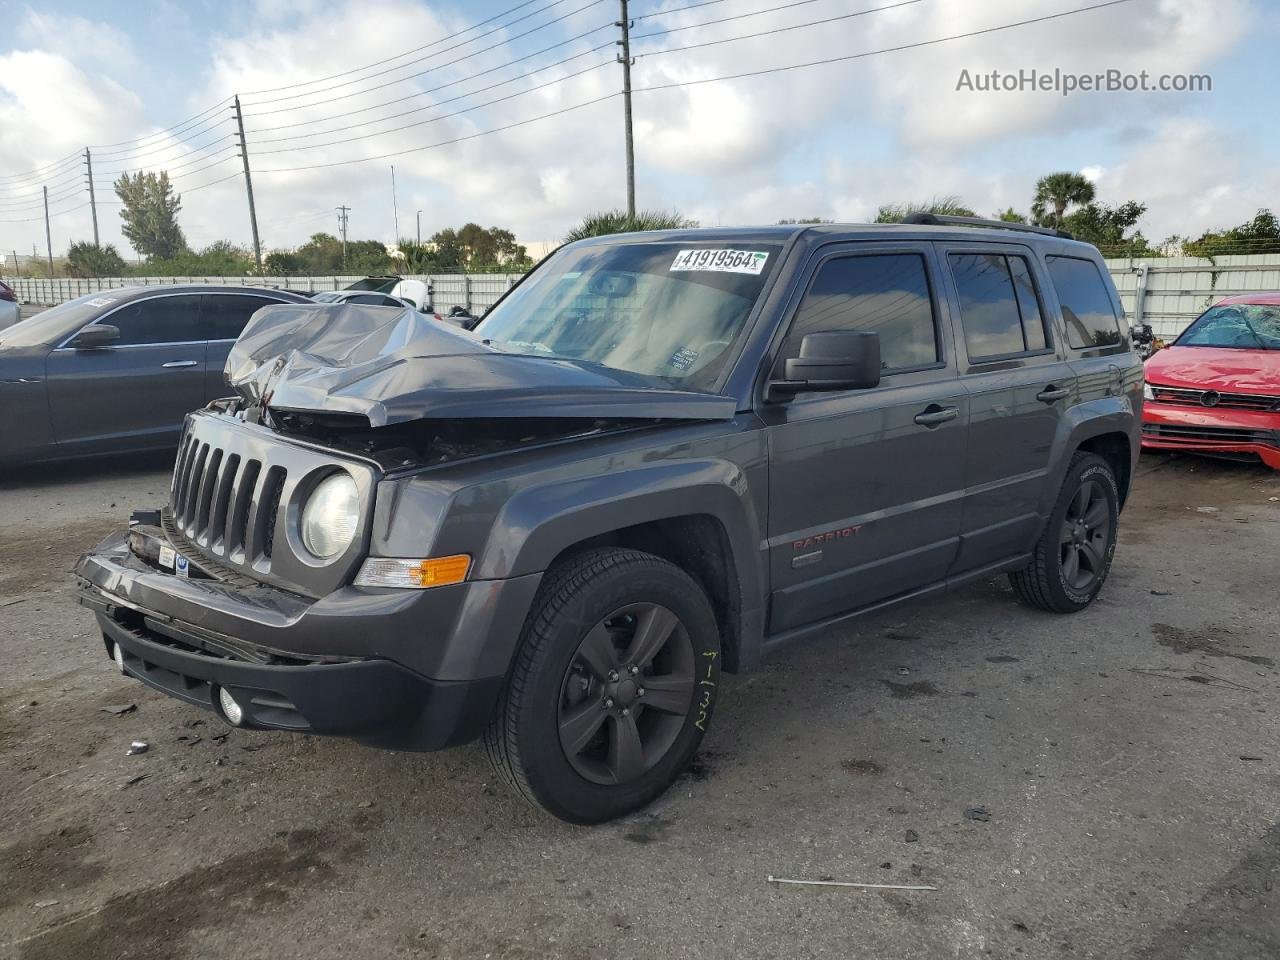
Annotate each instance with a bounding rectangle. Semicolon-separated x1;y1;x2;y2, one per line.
1;451;1278;960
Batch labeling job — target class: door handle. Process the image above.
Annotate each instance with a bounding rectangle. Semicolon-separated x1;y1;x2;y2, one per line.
913;405;959;427
1036;385;1071;403
162;360;198;368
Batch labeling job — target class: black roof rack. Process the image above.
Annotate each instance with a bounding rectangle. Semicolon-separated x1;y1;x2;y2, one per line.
901;212;1074;240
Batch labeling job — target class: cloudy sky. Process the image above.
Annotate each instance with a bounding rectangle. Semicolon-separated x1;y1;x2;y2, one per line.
0;0;1275;263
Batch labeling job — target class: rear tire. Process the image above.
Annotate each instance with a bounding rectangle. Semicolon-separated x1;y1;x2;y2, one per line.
1010;452;1119;613
484;547;721;824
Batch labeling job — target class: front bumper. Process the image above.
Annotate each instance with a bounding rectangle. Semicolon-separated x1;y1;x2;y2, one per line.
1141;403;1280;469
75;528;542;749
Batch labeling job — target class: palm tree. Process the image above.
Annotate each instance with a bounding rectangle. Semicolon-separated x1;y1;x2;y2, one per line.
1031;172;1095;228
564;210;696;242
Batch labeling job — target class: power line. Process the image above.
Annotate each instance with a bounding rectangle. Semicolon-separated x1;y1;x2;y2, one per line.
252;59;612;154
631;0;841;41
240;0;547;96
633;0;1140;86
242;0;610;115
246;28;615;138
0;151;83;185
255;92;617;173
634;0;926;57
632;0;728;21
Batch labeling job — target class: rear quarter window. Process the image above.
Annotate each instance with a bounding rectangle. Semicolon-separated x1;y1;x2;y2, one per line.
1046;256;1125;349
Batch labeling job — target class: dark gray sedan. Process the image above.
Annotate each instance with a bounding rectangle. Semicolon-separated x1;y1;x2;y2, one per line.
0;285;309;465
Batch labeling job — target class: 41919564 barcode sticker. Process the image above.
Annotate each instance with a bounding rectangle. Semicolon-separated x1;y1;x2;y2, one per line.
670;249;769;274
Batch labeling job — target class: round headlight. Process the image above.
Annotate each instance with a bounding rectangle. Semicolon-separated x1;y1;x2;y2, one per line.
301;472;359;559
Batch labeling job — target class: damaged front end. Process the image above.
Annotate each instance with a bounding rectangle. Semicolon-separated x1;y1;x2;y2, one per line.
219;301;736;470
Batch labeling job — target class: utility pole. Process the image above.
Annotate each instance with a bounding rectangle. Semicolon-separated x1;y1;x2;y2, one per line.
11;250;19;278
336;205;350;269
232;95;263;272
416;210;422;246
42;186;54;275
390;166;401;241
617;0;636;218
84;148;99;246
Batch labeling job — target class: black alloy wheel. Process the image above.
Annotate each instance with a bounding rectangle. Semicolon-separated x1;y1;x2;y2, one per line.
1059;477;1113;592
557;602;695;786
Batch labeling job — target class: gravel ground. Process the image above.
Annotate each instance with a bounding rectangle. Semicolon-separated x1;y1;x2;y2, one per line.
1;450;1278;960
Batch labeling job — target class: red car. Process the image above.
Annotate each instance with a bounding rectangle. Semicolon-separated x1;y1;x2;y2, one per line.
1141;293;1280;468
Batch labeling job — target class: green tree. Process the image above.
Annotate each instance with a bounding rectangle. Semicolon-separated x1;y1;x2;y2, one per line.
1061;201;1150;254
994;207;1027;223
1031;172;1096;228
564;209;697;243
777;217;833;224
874;196;977;223
1182;209;1280;258
66;241;127;277
114;171;187;260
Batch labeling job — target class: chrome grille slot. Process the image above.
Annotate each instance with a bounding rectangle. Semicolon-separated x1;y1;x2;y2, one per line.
194;448;223;540
226;459;261;561
208;453;240;552
245;464;287;570
182;444;208;531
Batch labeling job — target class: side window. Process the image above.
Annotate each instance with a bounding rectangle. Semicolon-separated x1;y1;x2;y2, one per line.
202;295;279;341
102;296;202;346
949;253;1049;360
347;294;385;305
1046;256;1124;349
781;253;939;371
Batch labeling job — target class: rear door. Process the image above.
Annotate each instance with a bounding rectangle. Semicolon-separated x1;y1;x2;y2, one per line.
939;243;1076;571
45;293;205;455
759;243;968;635
200;293;291;399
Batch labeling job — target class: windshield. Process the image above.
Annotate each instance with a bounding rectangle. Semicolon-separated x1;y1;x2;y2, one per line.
473;241;782;390
0;291;116;347
1176;303;1280;350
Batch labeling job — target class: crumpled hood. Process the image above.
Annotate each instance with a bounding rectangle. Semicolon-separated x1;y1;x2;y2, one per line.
225;303;735;427
1145;345;1280;395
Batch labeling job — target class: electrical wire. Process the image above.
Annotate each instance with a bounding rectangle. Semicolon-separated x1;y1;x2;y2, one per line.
240;0;546;96
633;0;1140;86
242;0;609;115
252;59;611;154
255;92;617;173
634;0;926;57
246;28;614;138
631;0;845;42
242;0;604;109
632;0;728;22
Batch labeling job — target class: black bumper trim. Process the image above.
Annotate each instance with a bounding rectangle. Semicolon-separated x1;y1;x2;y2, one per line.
96;613;501;751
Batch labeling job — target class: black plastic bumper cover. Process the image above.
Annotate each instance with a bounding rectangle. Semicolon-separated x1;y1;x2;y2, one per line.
93;611;501;752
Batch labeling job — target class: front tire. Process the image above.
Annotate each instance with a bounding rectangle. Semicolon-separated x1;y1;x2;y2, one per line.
484;547;721;824
1010;451;1120;613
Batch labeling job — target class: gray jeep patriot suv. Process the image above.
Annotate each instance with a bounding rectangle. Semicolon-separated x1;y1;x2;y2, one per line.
76;215;1142;823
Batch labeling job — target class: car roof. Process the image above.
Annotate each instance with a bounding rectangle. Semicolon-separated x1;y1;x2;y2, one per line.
103;284;310;303
566;223;1101;255
1215;292;1280;306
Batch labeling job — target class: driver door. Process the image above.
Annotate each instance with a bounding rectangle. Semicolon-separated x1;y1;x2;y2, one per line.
45;293;205;456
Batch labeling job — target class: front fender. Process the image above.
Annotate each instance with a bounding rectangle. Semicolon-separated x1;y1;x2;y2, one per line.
479;457;764;590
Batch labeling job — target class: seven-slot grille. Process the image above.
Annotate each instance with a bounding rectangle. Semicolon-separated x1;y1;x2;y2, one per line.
1149;384;1280;412
170;430;286;567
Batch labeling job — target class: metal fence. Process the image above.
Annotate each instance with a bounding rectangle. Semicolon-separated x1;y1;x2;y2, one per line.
8;255;1280;338
1102;254;1280;339
1;273;525;313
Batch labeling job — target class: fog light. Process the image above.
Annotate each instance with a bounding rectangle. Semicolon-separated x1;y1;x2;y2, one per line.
112;642;127;675
218;687;245;726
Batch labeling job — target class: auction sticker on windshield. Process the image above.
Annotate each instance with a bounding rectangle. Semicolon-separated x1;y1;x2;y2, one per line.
670;249;769;274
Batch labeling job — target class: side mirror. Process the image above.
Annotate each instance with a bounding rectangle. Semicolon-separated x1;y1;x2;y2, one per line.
69;324;120;349
769;331;881;399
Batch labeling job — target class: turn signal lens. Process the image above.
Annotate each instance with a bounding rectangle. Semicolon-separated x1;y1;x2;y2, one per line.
354;555;471;589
